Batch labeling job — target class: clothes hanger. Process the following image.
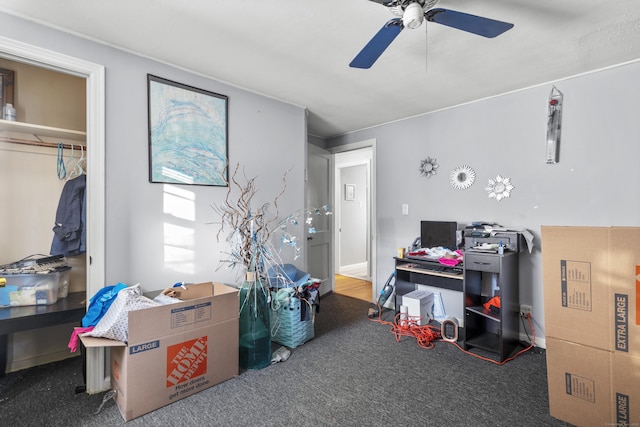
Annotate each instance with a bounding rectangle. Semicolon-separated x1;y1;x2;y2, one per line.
66;144;86;180
57;143;66;180
64;144;76;178
75;145;86;175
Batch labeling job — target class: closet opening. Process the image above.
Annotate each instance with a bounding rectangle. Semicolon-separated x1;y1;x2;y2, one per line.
0;56;87;373
0;40;106;393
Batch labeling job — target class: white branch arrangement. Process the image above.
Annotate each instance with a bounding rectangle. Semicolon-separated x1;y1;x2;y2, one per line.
211;163;332;285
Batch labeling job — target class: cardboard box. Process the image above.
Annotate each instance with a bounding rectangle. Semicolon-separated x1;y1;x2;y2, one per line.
81;282;239;421
610;352;640;425
546;339;612;426
542;226;640;355
546;338;640;426
543;226;640;425
402;289;434;326
416;284;464;327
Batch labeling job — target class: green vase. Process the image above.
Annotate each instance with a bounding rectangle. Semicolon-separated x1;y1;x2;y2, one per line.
238;272;271;370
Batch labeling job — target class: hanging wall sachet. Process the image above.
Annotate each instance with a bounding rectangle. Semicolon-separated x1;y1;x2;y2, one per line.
546;86;563;164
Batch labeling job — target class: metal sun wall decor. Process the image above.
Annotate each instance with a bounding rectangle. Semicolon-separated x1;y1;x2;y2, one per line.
419;157;439;178
148;74;229;186
545;86;563;164
486;175;514;201
450;165;476;189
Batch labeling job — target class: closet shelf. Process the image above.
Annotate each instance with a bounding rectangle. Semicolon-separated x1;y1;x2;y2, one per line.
0;119;86;143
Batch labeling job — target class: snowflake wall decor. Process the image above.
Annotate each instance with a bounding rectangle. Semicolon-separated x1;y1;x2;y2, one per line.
450;165;476;190
485;175;515;201
419;157;439;178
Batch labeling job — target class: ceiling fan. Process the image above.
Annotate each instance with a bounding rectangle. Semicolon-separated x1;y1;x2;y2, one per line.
350;0;514;69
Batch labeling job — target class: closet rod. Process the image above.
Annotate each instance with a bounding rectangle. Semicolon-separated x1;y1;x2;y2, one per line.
0;135;86;151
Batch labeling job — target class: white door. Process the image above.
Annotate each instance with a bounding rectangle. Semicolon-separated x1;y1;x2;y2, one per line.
306;144;333;295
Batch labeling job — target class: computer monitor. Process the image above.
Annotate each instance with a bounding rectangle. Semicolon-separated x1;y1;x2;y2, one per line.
420;221;457;250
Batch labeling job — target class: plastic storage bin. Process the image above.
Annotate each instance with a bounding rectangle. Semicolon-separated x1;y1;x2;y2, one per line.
270;296;315;348
0;269;67;306
55;266;71;299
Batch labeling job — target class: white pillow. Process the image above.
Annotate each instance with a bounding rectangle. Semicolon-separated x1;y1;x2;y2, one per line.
88;284;159;343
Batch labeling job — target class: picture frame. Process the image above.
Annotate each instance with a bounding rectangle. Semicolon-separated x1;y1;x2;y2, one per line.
345;184;356;201
0;67;15;115
147;74;228;186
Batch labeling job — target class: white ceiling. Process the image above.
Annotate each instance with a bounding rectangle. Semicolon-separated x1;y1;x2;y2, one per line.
1;0;639;138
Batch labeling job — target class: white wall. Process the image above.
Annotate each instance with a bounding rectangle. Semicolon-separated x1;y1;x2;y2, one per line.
0;11;307;287
327;60;640;346
0;12;307;371
339;164;367;266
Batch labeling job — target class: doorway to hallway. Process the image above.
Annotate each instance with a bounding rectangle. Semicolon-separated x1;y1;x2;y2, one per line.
331;141;375;303
308;139;376;303
335;147;373;282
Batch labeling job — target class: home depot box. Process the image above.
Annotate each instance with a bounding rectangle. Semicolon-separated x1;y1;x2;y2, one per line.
81;282;239;421
546;338;640;426
541;226;640;355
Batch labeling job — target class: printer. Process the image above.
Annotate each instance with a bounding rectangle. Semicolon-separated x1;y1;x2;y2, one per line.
462;224;529;253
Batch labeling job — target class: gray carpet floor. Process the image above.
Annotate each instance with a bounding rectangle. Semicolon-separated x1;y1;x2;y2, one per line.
0;293;572;426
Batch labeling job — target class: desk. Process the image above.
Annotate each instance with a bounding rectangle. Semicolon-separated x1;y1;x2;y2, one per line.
0;291;86;376
395;252;521;360
394;257;464;325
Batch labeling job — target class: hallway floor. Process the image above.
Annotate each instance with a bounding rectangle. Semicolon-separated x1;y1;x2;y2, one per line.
334;274;371;302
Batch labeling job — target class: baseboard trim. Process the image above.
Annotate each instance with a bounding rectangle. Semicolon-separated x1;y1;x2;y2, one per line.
8;350;81;374
338;262;368;279
520;332;546;349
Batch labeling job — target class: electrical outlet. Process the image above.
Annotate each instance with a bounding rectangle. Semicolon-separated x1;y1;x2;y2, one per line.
520;304;532;318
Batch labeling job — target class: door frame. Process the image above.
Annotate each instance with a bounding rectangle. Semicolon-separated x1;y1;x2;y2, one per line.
0;36;107;393
328;139;376;300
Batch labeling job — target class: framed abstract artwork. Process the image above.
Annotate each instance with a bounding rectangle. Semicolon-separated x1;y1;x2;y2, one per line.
148;74;228;186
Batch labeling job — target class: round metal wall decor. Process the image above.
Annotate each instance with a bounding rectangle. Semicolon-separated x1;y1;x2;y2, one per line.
486;175;515;201
419;157;439;178
450;165;475;190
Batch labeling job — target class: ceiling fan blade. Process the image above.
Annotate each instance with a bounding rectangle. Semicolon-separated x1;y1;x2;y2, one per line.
350;18;404;69
426;8;514;38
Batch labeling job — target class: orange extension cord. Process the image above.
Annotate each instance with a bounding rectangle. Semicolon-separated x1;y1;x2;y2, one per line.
369;303;536;364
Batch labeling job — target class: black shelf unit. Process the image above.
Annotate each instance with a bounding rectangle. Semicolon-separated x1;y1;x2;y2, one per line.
463;251;519;362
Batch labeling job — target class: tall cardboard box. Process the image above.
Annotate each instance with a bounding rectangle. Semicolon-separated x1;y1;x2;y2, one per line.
610;352;640;425
542;226;640;425
546;339;640;426
609;227;640;356
546;339;612;427
81;282;239;421
542;226;640;355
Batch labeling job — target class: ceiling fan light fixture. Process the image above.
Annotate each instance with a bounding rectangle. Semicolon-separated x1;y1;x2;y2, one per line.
403;2;424;29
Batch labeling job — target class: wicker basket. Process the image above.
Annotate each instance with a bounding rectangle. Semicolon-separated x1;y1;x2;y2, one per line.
270;296;315;348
